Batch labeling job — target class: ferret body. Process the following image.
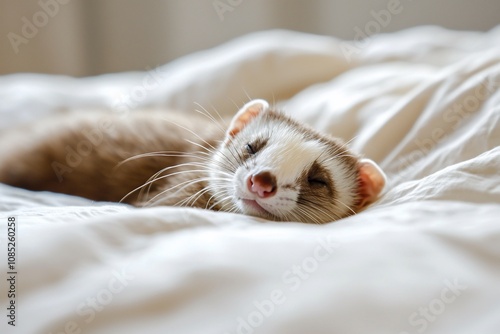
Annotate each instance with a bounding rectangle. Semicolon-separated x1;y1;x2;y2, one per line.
0;100;386;224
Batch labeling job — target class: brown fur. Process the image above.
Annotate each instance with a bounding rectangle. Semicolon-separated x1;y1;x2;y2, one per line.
0;110;224;207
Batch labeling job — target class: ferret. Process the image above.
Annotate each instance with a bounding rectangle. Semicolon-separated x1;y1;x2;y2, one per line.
0;99;386;224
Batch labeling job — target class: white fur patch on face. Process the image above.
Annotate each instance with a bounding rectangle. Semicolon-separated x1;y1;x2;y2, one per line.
231;125;327;219
258;130;323;183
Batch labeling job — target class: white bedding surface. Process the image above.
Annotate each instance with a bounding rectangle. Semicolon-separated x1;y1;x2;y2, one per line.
1;26;500;334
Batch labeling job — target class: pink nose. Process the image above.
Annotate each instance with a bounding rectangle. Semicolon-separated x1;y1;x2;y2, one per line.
247;171;277;198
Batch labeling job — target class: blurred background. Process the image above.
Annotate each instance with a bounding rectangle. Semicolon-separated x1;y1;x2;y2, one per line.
1;0;499;77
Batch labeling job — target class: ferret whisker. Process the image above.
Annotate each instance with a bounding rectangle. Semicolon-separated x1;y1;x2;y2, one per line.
216;200;237;213
297;198;341;223
123;165;231;204
322;152;358;164
118;150;210;165
295;206;324;225
175;186;212;207
183;139;215;154
209;104;228;127
230;98;241;110
344;135;358;147
193;104;227;135
227;206;241;215
121;167;204;203
182;181;233;207
226;144;247;169
140;162;213;200
114;151;212;175
188;185;220;207
159;117;220;153
207;140;246;172
145;176;220;207
242;88;252;103
204;192;219;210
193;101;227;128
208;194;234;211
144;163;213;186
183;138;241;173
333;198;357;216
227;145;248;170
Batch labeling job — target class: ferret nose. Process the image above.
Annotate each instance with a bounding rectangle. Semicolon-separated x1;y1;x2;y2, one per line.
247;171;277;198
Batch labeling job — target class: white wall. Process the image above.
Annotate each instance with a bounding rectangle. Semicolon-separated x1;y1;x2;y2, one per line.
0;0;499;77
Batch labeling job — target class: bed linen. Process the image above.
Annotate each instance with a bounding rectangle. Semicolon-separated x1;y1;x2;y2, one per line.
1;26;500;334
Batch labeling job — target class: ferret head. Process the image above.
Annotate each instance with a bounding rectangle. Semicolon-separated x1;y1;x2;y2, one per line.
208;99;386;224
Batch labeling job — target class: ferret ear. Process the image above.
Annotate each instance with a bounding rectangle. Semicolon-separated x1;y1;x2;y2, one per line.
357;159;386;208
226;99;269;141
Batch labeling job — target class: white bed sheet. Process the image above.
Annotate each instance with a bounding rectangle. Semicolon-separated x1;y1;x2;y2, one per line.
1;26;500;334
